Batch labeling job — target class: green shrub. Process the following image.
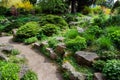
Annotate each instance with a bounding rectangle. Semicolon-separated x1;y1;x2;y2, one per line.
83;33;95;46
93;14;108;28
110;30;120;48
85;26;103;38
0;62;20;80
106;15;120;26
93;60;106;71
24;37;38;44
0;6;7;15
96;36;114;50
103;60;120;80
3;21;22;32
21;70;38;80
38;0;67;14
64;14;77;23
65;36;86;52
39;15;68;29
41;24;59;36
11;49;20;55
9;56;26;64
48;37;59;49
98;51;118;60
64;29;79;39
105;26;120;36
15;22;39;42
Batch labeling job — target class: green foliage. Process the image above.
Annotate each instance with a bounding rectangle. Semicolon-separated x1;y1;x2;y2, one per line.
15;22;39;42
64;29;79;39
83;33;95;46
95;36;114;50
24;37;38;44
21;70;38;80
105;26;120;36
85;25;103;38
39;15;68;29
38;0;67;14
34;5;42;14
103;60;120;80
110;30;120;48
0;6;7;15
48;37;59;49
93;60;106;71
64;14;77;23
11;49;20;55
41;24;59;36
106;15;120;26
3;21;22;32
98;51;118;60
9;56;26;64
93;14;108;28
29;0;37;4
0;62;20;80
65;36;86;52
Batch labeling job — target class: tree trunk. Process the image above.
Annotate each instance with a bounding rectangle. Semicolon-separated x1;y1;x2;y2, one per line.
71;0;76;13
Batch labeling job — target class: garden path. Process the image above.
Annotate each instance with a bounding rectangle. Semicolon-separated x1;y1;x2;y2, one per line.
0;36;63;80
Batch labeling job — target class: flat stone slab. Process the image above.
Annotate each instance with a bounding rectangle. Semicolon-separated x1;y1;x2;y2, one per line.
75;51;99;66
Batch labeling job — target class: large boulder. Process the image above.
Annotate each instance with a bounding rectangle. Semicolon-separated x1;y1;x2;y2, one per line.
62;61;86;80
94;72;105;80
75;51;99;66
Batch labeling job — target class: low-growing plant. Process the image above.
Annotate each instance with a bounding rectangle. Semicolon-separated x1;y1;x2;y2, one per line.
95;36;114;51
93;60;106;71
103;60;120;80
110;30;120;48
98;51;118;60
0;61;20;80
48;37;59;49
15;22;39;42
41;24;59;36
64;29;79;39
11;49;20;55
39;15;68;29
24;37;38;44
9;56;26;64
65;36;86;52
85;25;103;38
21;70;38;80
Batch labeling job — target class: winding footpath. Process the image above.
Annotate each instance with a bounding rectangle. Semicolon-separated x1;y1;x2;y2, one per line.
0;36;63;80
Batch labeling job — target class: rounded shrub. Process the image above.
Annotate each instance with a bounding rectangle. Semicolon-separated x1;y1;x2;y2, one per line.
96;36;114;50
64;29;79;39
93;60;106;71
41;24;59;36
65;36;86;52
39;15;68;29
85;25;103;38
21;70;38;80
110;30;120;48
0;62;20;80
15;22;39;42
103;60;120;80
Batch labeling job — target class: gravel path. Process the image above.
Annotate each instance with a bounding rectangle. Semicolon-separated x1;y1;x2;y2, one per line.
0;36;63;80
